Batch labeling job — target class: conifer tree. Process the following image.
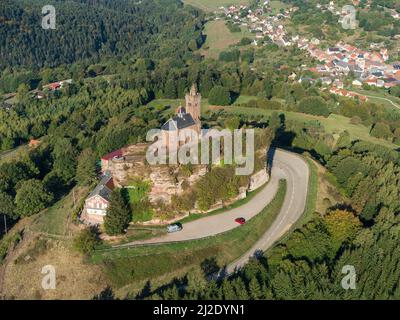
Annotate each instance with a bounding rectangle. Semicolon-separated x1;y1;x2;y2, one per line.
104;189;131;235
248;277;263;300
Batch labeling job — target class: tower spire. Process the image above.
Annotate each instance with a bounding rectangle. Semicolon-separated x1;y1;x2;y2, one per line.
190;83;197;96
185;84;201;125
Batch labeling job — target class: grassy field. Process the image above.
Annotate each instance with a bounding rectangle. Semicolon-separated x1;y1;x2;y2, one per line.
233;95;259;105
122;180;154;223
210;104;398;149
30;187;89;236
147;98;184;113
269;0;290;14
92;181;286;288
350;88;400;111
201;20;254;59
184;0;249;12
0;144;29;164
300;157;318;226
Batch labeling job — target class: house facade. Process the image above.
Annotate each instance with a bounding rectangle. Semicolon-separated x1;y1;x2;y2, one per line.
82;173;114;224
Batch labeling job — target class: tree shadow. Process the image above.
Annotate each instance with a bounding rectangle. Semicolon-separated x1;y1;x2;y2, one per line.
151;276;187;298
266;147;276;176
327;203;357;214
201;257;220;278
135;280;152;300
93;286;115;300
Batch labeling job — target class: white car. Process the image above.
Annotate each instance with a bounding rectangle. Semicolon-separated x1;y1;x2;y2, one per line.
167;223;183;233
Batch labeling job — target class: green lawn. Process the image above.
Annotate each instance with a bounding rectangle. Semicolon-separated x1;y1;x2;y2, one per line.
295;157;318;227
122;180;154;223
184;0;249;12
147;98;184;114
116;228;167;245
92;181;286;288
233;95;259;105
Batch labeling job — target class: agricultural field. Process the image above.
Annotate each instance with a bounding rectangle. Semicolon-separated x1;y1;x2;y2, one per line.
184;0;249;12
201;20;254;59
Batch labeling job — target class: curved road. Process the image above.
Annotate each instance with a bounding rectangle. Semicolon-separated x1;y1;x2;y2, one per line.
225;149;309;274
114;149;310;267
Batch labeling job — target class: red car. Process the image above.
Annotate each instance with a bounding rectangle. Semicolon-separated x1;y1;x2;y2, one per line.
235;217;246;225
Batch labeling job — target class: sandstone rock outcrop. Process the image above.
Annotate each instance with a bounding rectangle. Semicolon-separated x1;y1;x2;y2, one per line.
107;143;208;204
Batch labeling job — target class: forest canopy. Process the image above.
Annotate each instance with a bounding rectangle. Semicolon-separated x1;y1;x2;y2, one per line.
0;0;205;69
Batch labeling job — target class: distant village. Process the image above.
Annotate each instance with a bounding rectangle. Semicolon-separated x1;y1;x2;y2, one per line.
217;0;400;101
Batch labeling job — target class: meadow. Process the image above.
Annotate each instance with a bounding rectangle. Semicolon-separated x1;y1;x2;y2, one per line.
184;0;249;12
201;20;254;59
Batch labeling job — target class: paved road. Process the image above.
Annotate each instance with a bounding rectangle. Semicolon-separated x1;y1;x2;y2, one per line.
114;149;309;253
225;149;309;274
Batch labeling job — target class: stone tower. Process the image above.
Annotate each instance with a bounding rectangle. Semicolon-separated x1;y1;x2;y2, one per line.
185;84;201;123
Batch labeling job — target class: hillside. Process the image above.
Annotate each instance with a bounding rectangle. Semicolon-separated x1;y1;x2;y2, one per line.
0;0;204;68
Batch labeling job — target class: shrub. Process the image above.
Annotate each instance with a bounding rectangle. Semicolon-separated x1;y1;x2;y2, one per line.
208;86;231;106
370;122;393;140
350;116;362;125
298;96;330;117
73;227;100;255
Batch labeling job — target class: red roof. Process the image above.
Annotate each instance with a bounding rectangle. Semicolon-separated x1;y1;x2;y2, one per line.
28;139;41;148
101;148;124;161
50;83;61;89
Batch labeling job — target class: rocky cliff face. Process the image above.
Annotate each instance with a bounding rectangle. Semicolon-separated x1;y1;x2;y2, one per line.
107;143;208;204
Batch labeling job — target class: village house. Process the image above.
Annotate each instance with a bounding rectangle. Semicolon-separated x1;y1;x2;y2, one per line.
42;79;73;91
28;139;41;148
329;86;368;102
82;172;114;224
